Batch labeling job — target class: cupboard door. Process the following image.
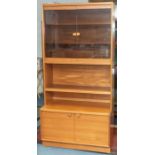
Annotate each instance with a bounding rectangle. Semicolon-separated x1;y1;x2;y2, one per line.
75;114;110;147
44;10;77;57
40;111;74;143
76;9;111;58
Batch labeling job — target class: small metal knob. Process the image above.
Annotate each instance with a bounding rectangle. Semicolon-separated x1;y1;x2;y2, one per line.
76;32;80;36
72;32;76;36
72;32;80;36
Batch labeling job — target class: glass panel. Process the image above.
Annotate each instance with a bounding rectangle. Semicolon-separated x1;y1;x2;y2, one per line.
76;9;111;58
44;10;77;57
44;9;111;58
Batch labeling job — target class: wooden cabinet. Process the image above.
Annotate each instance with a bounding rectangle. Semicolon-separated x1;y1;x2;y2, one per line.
41;111;74;143
41;110;110;147
75;114;110;147
40;2;115;153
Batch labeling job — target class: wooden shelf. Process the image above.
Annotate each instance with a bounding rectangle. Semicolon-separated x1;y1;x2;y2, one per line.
41;99;111;115
46;23;111;26
44;58;111;65
46;42;110;45
45;85;111;95
52;97;111;104
45;49;110;59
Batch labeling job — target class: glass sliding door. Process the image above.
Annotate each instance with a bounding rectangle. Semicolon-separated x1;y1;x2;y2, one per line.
76;9;111;58
44;10;77;58
44;8;112;58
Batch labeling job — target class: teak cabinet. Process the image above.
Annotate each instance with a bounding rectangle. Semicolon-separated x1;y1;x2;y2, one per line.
40;2;115;153
41;111;110;146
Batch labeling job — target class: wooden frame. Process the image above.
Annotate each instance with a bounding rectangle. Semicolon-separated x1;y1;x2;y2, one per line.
43;2;113;10
40;2;115;153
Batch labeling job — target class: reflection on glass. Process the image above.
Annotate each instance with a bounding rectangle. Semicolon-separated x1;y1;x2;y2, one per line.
44;9;111;58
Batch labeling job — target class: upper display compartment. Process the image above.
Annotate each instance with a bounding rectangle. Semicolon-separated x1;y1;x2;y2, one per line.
44;8;112;58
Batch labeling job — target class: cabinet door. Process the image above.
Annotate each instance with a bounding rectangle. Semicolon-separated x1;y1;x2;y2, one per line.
40;111;74;143
76;9;112;58
75;114;110;147
44;10;77;57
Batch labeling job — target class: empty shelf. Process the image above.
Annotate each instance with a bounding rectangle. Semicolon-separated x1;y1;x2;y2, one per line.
41;99;111;115
45;85;111;95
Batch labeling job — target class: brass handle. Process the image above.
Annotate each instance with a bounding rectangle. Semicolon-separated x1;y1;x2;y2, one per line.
76;32;80;36
72;32;80;37
72;32;76;36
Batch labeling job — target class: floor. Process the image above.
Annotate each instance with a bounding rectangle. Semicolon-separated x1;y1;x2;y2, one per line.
37;144;116;155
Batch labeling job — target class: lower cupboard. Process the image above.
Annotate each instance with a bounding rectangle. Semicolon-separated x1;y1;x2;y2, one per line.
40;110;111;150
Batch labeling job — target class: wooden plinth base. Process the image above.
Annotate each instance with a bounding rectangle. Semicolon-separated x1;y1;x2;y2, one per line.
42;141;111;153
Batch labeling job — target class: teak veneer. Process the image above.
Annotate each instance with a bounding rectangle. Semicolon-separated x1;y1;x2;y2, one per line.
40;2;115;153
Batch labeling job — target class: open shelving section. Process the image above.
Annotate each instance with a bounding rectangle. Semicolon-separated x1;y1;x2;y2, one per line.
42;100;110;115
40;2;115;153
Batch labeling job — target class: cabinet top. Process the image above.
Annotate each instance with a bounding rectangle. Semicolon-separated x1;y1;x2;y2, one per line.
43;2;114;10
